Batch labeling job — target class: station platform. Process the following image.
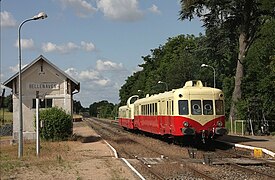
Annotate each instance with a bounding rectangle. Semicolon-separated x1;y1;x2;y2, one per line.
72;122;140;179
216;134;275;158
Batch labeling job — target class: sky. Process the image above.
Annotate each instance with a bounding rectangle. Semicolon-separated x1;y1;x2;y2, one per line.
0;0;204;107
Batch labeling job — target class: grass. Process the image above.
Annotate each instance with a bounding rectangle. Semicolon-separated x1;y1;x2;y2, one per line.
0;140;74;178
0;108;13;125
225;119;246;135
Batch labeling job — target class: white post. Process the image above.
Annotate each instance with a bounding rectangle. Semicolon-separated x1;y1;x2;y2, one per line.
234;120;236;134
241;121;244;136
249;118;254;136
231;116;233;134
36;91;40;156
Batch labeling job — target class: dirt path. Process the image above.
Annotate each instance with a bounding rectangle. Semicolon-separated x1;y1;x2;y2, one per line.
1;122;139;180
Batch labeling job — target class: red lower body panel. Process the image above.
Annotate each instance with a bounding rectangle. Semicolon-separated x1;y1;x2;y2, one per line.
133;115;226;137
119;118;134;129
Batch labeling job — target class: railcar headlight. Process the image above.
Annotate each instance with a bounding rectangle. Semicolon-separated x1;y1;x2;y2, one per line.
217;121;223;127
183;121;189;127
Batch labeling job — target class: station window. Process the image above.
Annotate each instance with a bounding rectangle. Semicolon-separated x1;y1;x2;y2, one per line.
215;100;224;115
203;100;213;115
32;99;52;108
191;100;202;115
178;100;189;115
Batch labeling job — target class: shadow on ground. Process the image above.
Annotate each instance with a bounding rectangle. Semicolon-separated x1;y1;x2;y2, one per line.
217;135;268;143
72;134;102;143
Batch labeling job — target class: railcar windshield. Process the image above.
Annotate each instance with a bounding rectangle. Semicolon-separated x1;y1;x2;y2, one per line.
215;100;224;115
178;100;188;115
191;100;202;115
203;100;213;115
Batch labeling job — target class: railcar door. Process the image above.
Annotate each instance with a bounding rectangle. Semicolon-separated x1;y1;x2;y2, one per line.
160;100;167;134
167;100;173;134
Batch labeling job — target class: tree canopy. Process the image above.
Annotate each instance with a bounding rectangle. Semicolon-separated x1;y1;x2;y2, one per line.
89;100;117;119
118;19;275;132
179;0;275;120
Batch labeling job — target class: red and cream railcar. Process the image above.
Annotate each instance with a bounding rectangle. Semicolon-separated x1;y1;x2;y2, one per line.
119;80;227;140
118;95;138;129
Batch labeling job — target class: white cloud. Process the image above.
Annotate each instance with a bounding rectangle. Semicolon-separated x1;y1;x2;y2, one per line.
65;67;79;77
132;66;143;73
97;0;143;21
58;0;97;17
42;41;96;54
9;64;28;73
42;42;79;54
81;41;96;51
66;68;112;94
79;70;100;81
148;4;161;14
14;39;35;50
0;11;17;28
64;59;131;106
94;79;110;86
96;59;123;71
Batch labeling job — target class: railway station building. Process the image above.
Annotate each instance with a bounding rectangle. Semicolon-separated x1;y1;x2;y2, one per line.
3;55;80;140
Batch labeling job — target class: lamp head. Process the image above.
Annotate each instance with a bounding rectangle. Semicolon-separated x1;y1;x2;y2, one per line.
33;12;48;20
158;81;162;84
201;64;208;67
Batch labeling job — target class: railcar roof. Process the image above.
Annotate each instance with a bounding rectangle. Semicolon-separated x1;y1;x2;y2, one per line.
118;105;128;110
134;87;222;104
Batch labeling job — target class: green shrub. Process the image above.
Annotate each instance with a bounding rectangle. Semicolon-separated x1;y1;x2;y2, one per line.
36;107;73;141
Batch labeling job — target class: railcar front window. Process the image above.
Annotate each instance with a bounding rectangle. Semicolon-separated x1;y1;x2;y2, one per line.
203;100;213;115
215;100;224;115
191;100;202;115
178;100;189;115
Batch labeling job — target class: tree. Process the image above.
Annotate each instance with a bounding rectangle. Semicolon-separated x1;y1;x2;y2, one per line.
240;19;275;131
4;94;13;112
73;100;83;114
38;107;72;141
119;34;205;104
179;0;275;120
89;100;116;118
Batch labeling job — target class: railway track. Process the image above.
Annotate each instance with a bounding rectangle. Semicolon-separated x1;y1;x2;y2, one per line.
214;147;275;179
83;118;275;180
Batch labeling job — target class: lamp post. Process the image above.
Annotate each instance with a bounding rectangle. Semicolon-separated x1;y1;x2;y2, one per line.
158;81;168;91
201;64;216;88
18;12;47;158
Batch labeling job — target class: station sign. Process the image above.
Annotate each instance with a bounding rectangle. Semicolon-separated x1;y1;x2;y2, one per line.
28;82;59;90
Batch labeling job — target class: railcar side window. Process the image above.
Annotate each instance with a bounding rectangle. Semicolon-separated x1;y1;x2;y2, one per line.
155;103;158;115
191;100;202;115
172;100;174;115
203;100;213;115
215;100;224;115
128;110;131;118
178;100;189;115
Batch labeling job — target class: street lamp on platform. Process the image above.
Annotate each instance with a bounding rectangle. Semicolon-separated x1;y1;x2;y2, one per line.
201;64;216;88
158;81;168;91
18;12;47;158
